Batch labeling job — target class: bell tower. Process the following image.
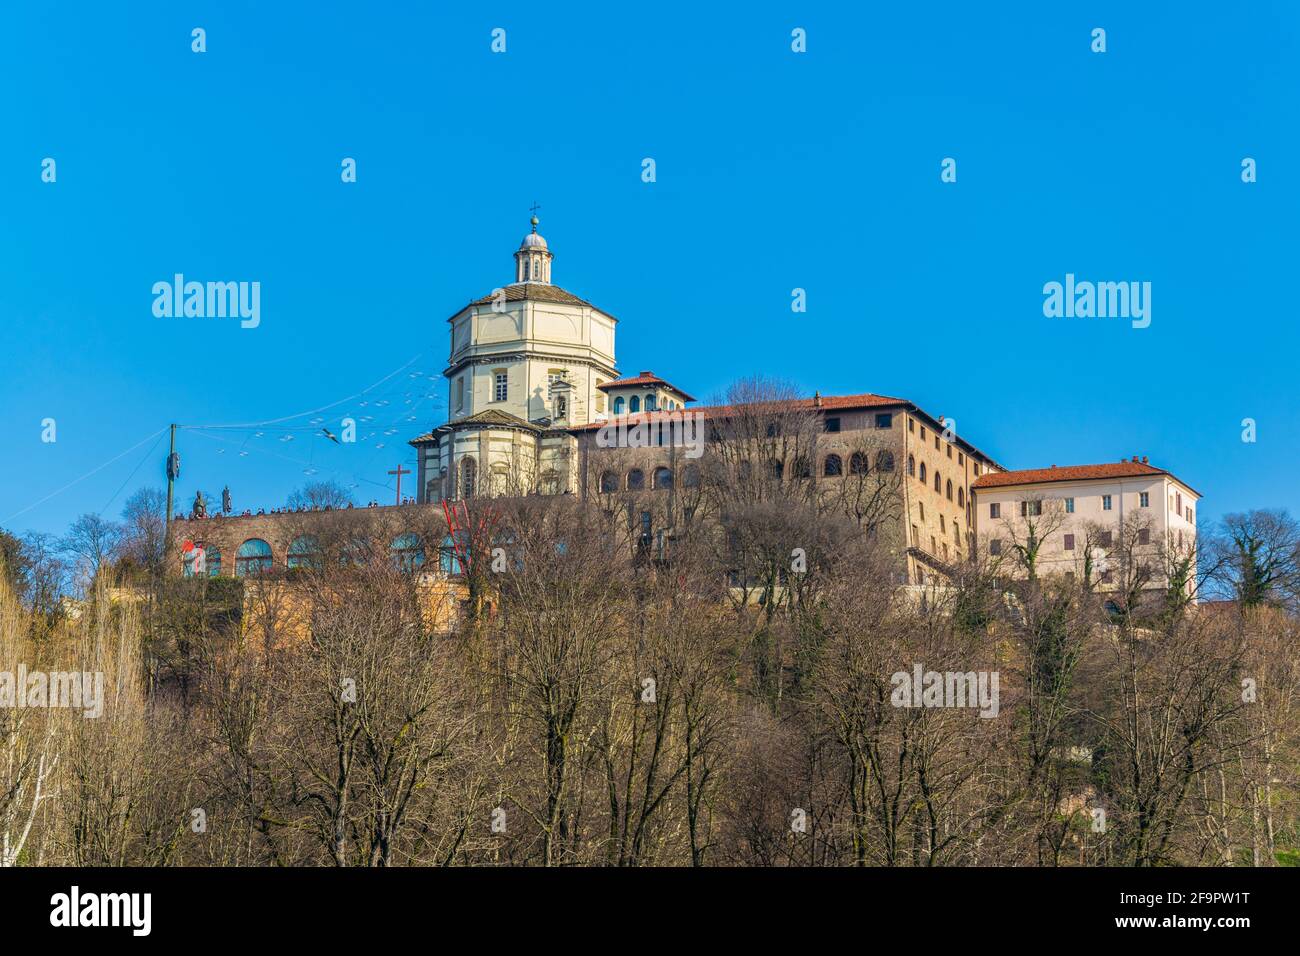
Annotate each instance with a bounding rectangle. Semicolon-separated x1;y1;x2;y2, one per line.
514;213;553;284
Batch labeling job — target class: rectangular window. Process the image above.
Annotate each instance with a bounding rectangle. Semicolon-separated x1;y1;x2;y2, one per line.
1188;508;1194;524
940;515;946;532
1139;492;1149;507
1176;492;1182;513
1099;531;1113;547
1100;569;1113;584
946;444;952;459
824;417;841;433
1138;528;1150;545
875;413;893;429
990;539;1002;556
912;524;919;545
908;418;915;433
974;462;981;476
920;427;927;441
456;376;465;411
931;535;937;554
493;371;508;402
1021;500;1042;517
990;502;1001;519
1065;497;1074;513
1064;533;1075;551
958;453;964;466
1102;495;1112;511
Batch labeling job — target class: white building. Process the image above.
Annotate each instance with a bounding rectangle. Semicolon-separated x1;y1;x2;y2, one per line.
971;458;1200;597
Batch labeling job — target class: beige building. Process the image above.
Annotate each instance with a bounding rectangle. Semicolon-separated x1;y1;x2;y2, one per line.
971;459;1200;596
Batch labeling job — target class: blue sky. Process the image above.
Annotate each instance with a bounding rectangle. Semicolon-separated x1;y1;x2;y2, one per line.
2;1;1296;536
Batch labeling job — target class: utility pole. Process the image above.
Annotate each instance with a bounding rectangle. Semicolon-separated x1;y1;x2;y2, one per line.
164;424;178;565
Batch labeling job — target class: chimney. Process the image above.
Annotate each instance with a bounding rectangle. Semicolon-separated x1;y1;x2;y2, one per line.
1050;464;1057;469
1132;455;1139;463
639;370;652;377
1142;455;1149;464
813;390;822;408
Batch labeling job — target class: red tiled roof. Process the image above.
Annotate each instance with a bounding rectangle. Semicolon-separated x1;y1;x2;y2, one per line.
597;371;697;402
972;461;1179;490
568;392;908;432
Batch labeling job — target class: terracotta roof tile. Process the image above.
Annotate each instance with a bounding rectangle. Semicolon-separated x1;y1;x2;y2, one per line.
567;393;908;432
972;461;1176;489
597;371;697;402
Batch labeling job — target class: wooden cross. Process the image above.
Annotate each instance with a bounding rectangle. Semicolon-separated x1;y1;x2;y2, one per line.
388;464;411;505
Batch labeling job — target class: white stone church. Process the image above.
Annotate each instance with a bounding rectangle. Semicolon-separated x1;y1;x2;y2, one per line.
410;216;694;503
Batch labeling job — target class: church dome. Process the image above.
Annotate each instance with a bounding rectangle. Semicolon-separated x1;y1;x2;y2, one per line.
519;216;547;249
514;214;553;284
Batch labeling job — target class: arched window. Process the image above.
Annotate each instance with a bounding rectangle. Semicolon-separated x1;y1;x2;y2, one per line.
391;533;425;571
919;463;927;483
599;470;619;494
935;473;942;493
653;466;673;490
627;468;645;490
439;535;462;575
907;454;915;476
629;396;641;413
850;452;868;475
957;488;965;508
646;395;657;411
540;470;562;495
236;538;273;577
946;479;953;501
824;454;842;477
183;543;220;577
287;534;322;570
613;396;625;415
682;463;701;488
460;456;477;499
793;456;811;479
876;450;895;472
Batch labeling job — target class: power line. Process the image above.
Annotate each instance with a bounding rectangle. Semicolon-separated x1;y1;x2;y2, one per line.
3;426;170;524
99;428;167;516
183;353;428;430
